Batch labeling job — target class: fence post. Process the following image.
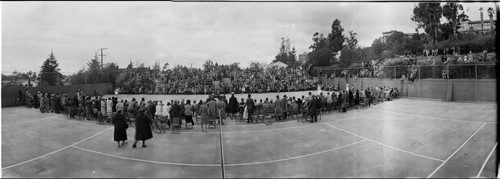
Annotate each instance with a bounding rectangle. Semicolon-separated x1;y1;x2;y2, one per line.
475;64;478;102
394;66;396;79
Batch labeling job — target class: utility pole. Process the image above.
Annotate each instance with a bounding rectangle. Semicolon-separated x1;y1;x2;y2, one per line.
189;63;194;68
97;48;108;70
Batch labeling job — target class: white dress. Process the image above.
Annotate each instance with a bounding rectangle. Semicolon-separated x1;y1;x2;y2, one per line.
242;105;248;119
106;99;113;117
155;104;162;116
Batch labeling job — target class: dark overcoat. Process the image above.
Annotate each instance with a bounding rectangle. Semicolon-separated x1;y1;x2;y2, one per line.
308;97;318;116
228;96;238;114
135;112;153;141
113;113;128;141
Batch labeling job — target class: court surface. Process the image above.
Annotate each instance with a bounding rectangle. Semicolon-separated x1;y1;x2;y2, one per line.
1;98;497;178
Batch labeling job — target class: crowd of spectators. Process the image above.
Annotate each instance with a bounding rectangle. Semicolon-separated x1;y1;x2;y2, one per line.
21;83;401;131
117;65;319;95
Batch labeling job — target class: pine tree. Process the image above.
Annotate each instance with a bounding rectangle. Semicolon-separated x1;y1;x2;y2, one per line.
40;51;62;86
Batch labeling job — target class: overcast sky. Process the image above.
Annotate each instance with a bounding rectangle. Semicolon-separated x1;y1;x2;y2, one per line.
1;2;496;74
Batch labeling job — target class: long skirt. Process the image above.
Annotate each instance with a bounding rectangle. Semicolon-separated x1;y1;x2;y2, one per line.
219;109;226;120
101;107;107;117
242;106;248;119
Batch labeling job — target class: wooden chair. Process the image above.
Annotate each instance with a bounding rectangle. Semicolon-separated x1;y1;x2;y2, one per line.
257;109;266;123
264;108;275;125
171;117;181;134
151;116;166;133
208;117;217;129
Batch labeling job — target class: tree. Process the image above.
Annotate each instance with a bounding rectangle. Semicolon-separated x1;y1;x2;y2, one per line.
126;60;134;69
308;32;333;67
371;37;387;56
487;7;495;32
153;59;161;73
345;30;358;49
328;19;345;52
162;62;169;71
273;37;298;67
203;60;214;70
442;3;469;38
103;62;120;87
40;51;62;86
411;3;443;43
86;53;101;84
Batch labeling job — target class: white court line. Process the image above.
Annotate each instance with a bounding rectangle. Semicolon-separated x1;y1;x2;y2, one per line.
71;146;220;167
427;122;487;178
2;127;114;170
476;142;497;178
372;107;496;124
225;139;367;166
1;115;59;127
324;123;444;162
50;116;111;127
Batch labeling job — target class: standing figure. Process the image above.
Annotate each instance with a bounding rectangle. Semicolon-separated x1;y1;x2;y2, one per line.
228;93;238;119
132;107;153;148
200;100;209;132
113;110;128;147
246;94;254;123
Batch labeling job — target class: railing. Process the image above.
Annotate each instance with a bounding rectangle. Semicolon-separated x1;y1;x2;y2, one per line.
321;64;496;80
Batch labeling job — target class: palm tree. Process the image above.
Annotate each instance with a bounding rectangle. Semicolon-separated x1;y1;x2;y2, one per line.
480;7;484;30
487;7;495;32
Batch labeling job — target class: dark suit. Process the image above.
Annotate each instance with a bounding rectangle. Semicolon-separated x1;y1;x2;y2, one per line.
246;98;254;123
308;97;318;122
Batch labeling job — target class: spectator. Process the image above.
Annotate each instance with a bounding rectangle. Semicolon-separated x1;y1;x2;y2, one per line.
184;100;195;127
132;107;153;148
112;109;128;147
246;94;254;123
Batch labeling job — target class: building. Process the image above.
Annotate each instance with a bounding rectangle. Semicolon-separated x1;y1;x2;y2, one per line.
381;30;415;43
268;61;288;68
458;20;496;33
298;52;309;65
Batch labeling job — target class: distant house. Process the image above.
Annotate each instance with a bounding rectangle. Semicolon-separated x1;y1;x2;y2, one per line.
458;20;497;33
268;61;288;68
381;30;415;43
298;52;309;65
17;79;38;87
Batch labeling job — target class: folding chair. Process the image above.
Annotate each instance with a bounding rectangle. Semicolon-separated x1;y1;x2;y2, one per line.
171;117;181;134
257;109;266;123
265;108;275;125
251;109;259;123
151;116;166;133
208;117;217;129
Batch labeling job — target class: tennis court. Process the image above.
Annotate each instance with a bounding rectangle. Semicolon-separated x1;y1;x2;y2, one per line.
1;98;497;178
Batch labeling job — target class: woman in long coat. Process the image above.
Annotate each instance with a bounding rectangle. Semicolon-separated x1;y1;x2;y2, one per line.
132;107;153;148
342;90;348;112
228;93;238;119
200;100;209;132
112;110;128;147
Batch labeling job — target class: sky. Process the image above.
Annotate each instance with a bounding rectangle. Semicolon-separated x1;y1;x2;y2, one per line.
1;1;496;74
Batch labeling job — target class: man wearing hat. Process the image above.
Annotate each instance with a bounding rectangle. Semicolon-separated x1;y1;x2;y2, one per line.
245;94;254;123
132;106;153;148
